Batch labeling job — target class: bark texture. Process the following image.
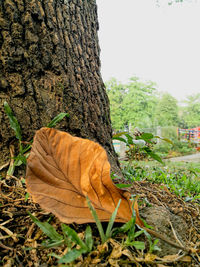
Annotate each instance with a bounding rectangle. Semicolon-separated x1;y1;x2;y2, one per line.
0;0;120;172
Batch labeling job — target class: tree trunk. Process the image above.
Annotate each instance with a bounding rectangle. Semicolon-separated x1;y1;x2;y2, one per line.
0;0;120;173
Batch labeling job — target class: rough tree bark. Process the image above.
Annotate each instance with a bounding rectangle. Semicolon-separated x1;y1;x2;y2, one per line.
0;0;120;173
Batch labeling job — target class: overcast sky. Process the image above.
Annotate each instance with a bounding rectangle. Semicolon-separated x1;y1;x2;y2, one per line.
96;0;200;102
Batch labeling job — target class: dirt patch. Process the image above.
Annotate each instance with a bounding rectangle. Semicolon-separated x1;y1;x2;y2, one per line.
141;206;188;257
0;170;200;266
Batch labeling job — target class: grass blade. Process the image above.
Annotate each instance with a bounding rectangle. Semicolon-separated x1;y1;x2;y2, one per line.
86;196;106;243
127;240;145;250
134;230;145;238
4;101;21;140
47;113;69;128
61;224;88;251
58;249;83;264
116;218;134;233
85;225;93;251
42;240;64;248
112;217;134;238
28;212;63;241
105;199;121;239
115;183;132;189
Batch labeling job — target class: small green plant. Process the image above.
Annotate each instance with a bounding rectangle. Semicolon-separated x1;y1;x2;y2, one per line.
4;101;22;140
4;101;68;176
112;208;160;253
4;101;30;176
51;225;93;264
28;196;162;264
141;227;160;253
28;212;93;264
86;196;121;244
28;198;122;264
28;212;63;248
113;130;172;164
119;212;145;250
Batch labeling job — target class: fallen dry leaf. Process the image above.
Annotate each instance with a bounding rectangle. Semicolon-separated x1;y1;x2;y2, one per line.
26;128;143;225
108;258;120;267
97;242;109;253
109;239;123;259
122;249;135;261
136;253;159;263
162;254;179;261
179;256;192;262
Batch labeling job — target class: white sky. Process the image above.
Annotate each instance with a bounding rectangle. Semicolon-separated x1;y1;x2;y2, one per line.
96;0;200;102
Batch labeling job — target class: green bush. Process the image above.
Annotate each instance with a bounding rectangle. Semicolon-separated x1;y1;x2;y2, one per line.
154;126;196;157
172;140;196;155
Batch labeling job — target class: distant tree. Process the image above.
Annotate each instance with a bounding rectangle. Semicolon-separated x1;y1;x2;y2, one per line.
155;93;178;126
106;77;158;131
178;106;188;128
123;77;158;129
180;94;200;128
106;78;126;130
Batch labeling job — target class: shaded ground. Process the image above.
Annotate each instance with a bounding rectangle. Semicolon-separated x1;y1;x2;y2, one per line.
1;166;200;267
169;152;200;163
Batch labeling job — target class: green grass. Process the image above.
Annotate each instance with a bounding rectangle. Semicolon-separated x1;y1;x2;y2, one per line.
28;197;144;264
121;161;200;201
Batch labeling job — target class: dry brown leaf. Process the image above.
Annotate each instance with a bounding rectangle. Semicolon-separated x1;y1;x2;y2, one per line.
109;239;123;259
122;249;135;261
179;256;192;262
26;128;143;225
162;254;179;261
97;242;109;253
162;254;192;262
136;253;159;263
108;258;120;267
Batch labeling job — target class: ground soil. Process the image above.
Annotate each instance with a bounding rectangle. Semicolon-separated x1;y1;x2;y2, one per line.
0;167;200;266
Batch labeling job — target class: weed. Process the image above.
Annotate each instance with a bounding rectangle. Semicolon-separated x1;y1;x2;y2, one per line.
86;196;121;244
28;198;123;263
28;196;160;264
28;212;93;264
113;130;172;164
121;213;145;250
4;101;68;176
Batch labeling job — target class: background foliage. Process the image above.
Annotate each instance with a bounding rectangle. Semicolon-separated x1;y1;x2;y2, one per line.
106;77;200;131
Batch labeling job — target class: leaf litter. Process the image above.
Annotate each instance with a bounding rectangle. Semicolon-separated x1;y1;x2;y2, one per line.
0;131;200;266
1;172;200;266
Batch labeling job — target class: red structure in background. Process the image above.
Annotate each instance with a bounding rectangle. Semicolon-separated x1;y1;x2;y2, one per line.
178;127;200;150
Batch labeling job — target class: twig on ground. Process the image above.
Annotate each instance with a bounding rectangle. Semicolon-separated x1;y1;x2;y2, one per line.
169;219;184;248
143;227;192;253
0;162;9;171
0;241;13;251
